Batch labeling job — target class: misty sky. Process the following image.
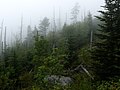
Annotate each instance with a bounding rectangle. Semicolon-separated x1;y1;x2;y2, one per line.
0;0;105;42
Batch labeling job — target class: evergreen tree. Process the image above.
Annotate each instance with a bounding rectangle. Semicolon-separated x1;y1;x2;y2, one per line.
38;17;50;38
91;0;120;80
71;2;80;24
62;25;79;68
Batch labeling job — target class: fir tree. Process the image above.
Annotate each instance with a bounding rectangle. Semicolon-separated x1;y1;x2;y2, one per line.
92;0;120;80
38;17;50;38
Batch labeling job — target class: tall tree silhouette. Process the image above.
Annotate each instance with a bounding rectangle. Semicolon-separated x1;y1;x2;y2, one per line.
92;0;120;80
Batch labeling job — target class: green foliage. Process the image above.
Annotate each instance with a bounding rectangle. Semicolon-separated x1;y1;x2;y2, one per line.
35;48;66;89
33;37;51;68
79;48;92;65
71;2;80;24
0;66;15;90
64;74;94;90
18;72;33;89
97;80;120;90
38;17;50;37
0;9;100;89
61;25;79;68
91;0;120;80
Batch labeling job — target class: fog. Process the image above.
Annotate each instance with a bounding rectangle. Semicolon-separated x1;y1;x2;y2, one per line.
0;0;105;43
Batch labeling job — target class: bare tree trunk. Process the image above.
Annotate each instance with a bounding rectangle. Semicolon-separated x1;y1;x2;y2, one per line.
3;26;7;68
0;20;4;51
4;26;7;54
70;64;94;80
66;13;67;24
90;30;93;50
53;8;56;49
0;30;4;67
0;20;4;61
59;8;61;30
20;16;23;43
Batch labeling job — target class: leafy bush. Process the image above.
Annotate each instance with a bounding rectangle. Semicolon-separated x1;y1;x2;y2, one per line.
69;73;93;90
97;80;120;90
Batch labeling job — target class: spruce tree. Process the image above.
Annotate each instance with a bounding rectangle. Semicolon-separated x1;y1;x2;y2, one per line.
92;0;120;80
38;17;50;38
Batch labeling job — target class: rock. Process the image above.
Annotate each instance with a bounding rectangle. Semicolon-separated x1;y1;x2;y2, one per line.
44;75;72;86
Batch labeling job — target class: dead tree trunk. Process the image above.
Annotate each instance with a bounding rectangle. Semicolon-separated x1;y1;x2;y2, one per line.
20;16;23;43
